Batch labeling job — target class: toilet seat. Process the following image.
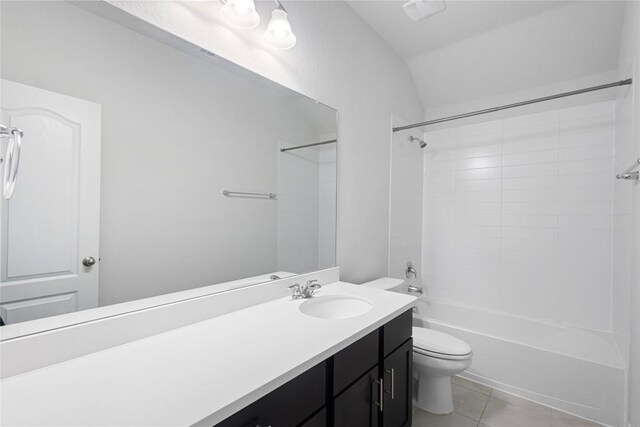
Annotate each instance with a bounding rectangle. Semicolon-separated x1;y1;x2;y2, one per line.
412;327;472;360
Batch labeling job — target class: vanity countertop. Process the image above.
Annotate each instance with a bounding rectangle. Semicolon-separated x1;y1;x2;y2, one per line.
0;282;416;427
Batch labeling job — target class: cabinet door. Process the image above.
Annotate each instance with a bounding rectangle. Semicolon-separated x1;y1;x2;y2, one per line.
334;366;380;427
382;339;413;427
299;408;326;427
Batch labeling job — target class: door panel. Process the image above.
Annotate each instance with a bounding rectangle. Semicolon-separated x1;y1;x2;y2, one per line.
6;112;78;278
0;79;101;324
0;292;77;324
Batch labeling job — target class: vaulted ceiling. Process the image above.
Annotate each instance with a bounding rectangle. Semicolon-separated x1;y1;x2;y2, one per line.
347;1;627;110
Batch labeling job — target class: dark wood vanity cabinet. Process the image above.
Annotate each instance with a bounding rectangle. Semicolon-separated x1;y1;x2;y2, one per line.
332;310;412;427
216;362;326;427
216;310;412;427
334;366;380;427
382;339;413;427
300;408;327;427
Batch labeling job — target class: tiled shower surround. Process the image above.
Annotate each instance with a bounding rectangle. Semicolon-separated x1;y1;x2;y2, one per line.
422;101;616;331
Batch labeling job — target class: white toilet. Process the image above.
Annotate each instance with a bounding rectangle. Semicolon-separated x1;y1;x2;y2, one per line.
412;326;472;414
362;278;473;415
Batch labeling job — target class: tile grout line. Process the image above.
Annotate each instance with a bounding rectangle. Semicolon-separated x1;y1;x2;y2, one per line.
475;387;493;427
451;379;494;426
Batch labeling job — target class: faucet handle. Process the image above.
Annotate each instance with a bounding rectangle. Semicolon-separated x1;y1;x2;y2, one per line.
306;280;321;296
289;283;302;300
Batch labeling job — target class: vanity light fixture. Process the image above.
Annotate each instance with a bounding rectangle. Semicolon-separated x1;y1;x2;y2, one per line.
219;0;296;49
221;0;260;29
264;1;296;49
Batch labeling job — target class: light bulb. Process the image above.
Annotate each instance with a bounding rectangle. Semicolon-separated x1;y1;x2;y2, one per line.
222;0;260;29
273;24;287;39
233;1;249;15
264;8;296;49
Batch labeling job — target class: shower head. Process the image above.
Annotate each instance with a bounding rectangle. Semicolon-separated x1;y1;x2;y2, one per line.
409;135;427;148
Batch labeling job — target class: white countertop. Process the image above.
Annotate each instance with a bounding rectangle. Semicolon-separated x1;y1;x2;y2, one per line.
0;282;416;427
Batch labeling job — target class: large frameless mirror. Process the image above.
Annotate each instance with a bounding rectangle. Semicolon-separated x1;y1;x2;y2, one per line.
0;1;337;333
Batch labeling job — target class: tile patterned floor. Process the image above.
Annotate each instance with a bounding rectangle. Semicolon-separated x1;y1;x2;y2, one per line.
411;376;604;427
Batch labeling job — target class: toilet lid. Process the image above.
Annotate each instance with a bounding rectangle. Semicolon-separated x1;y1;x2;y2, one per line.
412;327;472;357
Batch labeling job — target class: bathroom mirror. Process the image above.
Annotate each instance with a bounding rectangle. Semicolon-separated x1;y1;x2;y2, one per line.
0;1;337;331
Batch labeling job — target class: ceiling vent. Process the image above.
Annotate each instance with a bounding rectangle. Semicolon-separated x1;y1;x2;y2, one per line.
402;0;446;22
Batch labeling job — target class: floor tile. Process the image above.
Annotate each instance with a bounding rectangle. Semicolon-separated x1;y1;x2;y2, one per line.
453;376;492;395
490;389;552;420
452;383;490;421
412;408;478;427
480;397;552;427
414;379;602;427
551;409;603;426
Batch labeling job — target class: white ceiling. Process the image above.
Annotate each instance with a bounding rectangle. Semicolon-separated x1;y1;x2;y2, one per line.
347;1;627;110
347;1;571;60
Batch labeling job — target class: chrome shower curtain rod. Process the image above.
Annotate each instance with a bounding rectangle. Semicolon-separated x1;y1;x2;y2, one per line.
280;138;337;153
393;79;633;133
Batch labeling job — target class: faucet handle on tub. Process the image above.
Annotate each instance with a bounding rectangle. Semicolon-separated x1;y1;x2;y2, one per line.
406;261;418;279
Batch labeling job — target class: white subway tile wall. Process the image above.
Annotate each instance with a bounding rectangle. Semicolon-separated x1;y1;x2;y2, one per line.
421;101;615;331
612;83;636;355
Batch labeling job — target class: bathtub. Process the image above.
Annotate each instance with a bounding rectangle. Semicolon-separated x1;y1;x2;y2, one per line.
409;295;626;427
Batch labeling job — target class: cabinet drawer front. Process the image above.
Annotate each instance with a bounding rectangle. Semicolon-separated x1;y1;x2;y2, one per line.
333;330;379;395
383;310;412;357
216;361;326;427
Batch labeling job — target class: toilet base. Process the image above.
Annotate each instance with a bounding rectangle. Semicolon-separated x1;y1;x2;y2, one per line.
413;374;454;415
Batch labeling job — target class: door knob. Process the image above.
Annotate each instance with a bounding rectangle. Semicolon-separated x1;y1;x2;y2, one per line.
82;256;96;267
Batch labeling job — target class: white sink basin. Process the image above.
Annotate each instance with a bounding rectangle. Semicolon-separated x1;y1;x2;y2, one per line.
298;295;373;319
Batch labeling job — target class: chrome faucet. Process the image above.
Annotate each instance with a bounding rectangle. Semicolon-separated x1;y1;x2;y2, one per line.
405;261;423;294
289;280;322;300
407;284;423;294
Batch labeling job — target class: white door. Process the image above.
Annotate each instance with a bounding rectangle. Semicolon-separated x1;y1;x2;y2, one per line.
0;80;101;325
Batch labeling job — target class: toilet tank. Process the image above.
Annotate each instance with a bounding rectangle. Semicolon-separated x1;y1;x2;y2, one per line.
361;277;405;290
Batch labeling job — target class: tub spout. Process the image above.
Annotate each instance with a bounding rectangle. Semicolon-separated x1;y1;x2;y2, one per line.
408;285;423;294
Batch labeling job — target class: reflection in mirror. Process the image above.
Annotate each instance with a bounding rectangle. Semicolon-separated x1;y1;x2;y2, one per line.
0;1;337;329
